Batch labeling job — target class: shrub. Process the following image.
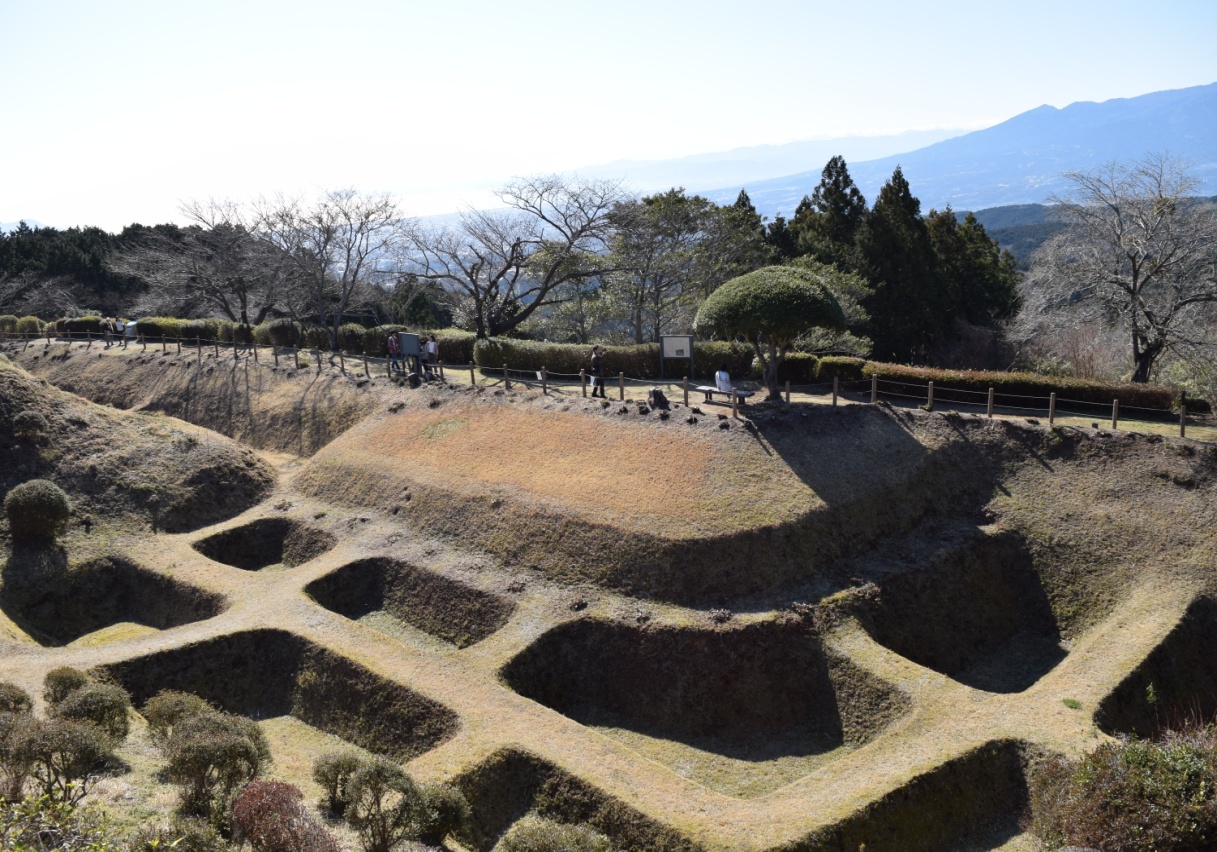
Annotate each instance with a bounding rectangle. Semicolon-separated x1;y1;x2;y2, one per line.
0;711;34;800
165;710;271;819
360;326;406;358
143;690;215;751
0;683;32;716
4;479;71;541
264;318;302;348
301;326;330;350
12;410;49;443
498;814;613;852
135;316;183;340
432;328;477;365
231;780;339;852
337;323;367;353
43;668;89;707
57;316;103;338
418;782;471;847
180;318;226;344
1027;726;1217;851
344;757;427;852
50;682;131;742
14;316;44;337
0;795;118;850
312;751;363;817
127;816;229;852
218;322;253;345
816;356;867;383
753;351;818;384
14;718;117;804
0;316;16;336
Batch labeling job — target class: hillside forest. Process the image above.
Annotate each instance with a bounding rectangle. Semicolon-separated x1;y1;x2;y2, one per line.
3;154;1216;397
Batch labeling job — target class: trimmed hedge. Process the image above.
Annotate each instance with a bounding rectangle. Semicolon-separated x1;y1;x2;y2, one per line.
15;316;44;337
179;318;226;343
817;356;867;383
862;362;1180;412
4;478;71;540
301;326;331;350
336;323;367;354
264;318;302;348
752;352;819;384
55;316;103;337
473;338;756;381
135;317;183;340
0;315;17;335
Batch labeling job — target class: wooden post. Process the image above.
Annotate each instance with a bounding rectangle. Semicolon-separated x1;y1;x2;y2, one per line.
683;377;689;406
541;367;548;395
339;351;345;373
927;381;934;410
871;374;878;404
176;337;181;355
161;337;166;353
580;369;587;397
1111;398;1119;430
273;347;279;367
503;363;510;390
362;353;369;378
232;336;238;361
252;343;258;363
1049;392;1056;425
732;392;739;419
197;337;202;358
213;338;219;358
987;387;995;418
439;361;445;381
140;335;146;351
618;372;625;401
469;361;476;387
1181;402;1187;438
315;350;322;373
832;376;839;408
785;379;791;404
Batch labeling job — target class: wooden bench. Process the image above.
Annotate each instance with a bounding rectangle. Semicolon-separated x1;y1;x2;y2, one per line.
695;386;755;406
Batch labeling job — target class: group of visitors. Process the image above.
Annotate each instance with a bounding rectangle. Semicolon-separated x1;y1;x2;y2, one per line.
386;332;439;381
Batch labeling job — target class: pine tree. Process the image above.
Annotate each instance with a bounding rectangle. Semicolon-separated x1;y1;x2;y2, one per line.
926;208;1022;328
857;166;946;362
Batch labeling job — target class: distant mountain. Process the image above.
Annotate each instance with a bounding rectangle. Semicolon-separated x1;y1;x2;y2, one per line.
701;83;1217;218
578;129;962;193
0;220;48;233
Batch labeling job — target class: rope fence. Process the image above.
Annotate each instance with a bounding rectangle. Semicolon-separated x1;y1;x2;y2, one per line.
1;329;1211;440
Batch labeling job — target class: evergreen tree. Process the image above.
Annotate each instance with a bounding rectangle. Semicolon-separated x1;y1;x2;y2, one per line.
787;158;869;271
856;166;946;362
925;208;1022;328
764;214;797;260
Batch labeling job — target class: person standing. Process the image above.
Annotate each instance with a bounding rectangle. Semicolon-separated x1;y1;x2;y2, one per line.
590;345;606;398
386;332;402;374
423;334;438;380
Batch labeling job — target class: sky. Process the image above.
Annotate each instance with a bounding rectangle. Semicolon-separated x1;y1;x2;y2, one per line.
2;0;1216;231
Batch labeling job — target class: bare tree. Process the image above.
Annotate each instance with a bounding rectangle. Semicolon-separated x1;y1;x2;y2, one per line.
256;189;404;348
110;199;287;326
407;175;623;338
1025;154;1217;382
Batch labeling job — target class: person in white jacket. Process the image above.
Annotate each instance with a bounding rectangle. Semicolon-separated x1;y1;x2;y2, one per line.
715;363;733;394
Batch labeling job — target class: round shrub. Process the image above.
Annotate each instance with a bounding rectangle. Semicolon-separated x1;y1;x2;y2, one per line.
43;667;89;706
232;779;339;852
0;315;17;336
499;814;612;852
301;325;330;350
128;817;228;852
0;682;32;715
219;322;254;345
13;717;117;804
345;757;427;852
58;316;103;337
135;316;183;340
166;710;271;818
143;690;215;750
360;325;406;358
419;782;471;847
265;318;302;348
337;322;367;353
4;479;71;541
50;682;132;741
12;410;49;443
180;318;225;344
15;316;45;337
312;751;363;817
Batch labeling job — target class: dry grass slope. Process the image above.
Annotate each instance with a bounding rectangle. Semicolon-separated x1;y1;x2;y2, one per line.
4;343;1217;850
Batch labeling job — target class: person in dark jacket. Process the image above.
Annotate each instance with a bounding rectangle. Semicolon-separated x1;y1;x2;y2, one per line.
590;345;606;398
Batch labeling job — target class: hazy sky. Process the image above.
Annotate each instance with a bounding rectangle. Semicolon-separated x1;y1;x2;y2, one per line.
3;0;1215;230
